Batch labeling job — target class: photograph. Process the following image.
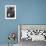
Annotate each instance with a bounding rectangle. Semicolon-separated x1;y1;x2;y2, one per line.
5;5;16;19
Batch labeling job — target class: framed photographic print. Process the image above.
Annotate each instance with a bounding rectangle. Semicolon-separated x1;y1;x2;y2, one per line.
5;5;16;19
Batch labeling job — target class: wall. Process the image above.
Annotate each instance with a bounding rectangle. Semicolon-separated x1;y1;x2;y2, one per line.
16;0;46;24
0;0;46;44
0;0;17;44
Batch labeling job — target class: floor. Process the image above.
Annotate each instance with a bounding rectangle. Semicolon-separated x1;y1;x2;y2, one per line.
0;44;18;46
0;40;46;46
19;39;46;46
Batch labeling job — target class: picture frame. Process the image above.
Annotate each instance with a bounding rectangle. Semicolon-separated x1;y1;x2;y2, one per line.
5;5;16;19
